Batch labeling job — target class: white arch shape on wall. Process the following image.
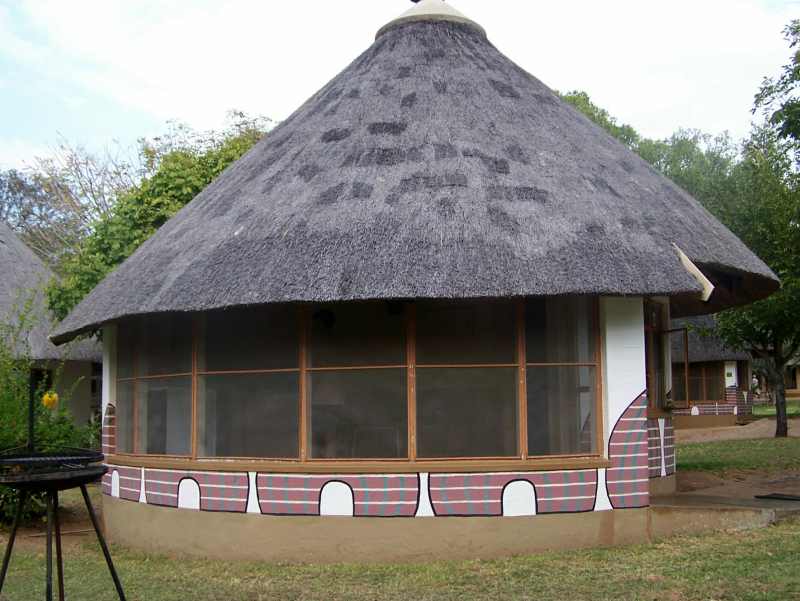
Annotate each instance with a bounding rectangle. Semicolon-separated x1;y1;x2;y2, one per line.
502;480;537;517
177;478;201;510
319;481;354;517
111;470;120;499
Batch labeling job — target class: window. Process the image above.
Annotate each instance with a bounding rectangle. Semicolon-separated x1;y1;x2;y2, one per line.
115;314;192;456
644;300;667;409
526;297;598;456
416;301;518;458
197;306;300;458
687;363;725;402
113;298;604;465
308;303;407;459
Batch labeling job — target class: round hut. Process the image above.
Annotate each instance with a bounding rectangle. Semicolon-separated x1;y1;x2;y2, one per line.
52;1;777;561
670;315;753;427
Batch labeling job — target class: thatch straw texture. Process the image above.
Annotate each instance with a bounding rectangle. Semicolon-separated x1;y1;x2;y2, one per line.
0;222;99;361
53;18;777;343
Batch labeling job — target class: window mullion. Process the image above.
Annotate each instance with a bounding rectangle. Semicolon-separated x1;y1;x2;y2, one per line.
517;299;528;460
407;303;417;461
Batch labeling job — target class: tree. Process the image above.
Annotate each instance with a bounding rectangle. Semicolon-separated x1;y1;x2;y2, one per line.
754;20;800;149
715;126;800;437
47;113;269;321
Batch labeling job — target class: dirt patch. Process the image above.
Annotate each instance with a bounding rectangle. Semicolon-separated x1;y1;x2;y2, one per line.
676;417;800;444
678;468;800;498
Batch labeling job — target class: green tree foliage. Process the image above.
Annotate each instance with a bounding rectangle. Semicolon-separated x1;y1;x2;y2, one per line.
755;20;800;146
47;114;269;321
561;91;641;150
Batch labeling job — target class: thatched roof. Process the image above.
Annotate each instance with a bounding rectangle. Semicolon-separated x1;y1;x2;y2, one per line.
0;222;100;361
52;2;778;344
671;315;750;363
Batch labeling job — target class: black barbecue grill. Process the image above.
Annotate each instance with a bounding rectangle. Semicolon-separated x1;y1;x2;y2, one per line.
0;385;126;600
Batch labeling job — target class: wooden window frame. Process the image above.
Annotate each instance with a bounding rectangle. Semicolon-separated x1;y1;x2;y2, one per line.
111;298;609;473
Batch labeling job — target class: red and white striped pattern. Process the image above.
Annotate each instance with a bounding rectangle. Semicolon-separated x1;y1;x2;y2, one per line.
428;470;598;516
663;420;675;476
607;392;649;509
647;419;663;479
143;469;249;512
102;465;141;501
101;405;116;457
256;474;419;517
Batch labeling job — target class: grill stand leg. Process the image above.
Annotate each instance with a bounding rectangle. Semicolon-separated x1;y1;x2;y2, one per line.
80;485;126;601
52;491;65;601
0;490;28;595
46;492;54;601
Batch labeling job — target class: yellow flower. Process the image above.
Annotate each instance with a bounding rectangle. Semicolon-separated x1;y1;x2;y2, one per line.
42;391;59;409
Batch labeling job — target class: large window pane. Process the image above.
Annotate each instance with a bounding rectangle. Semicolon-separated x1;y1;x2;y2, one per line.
526;297;596;363
136;377;191;455
138;314;192;376
309;369;407;458
115;381;135;453
527;366;596;456
417;367;518;458
201;306;299;372
416;301;515;365
310;302;405;367
198;373;299;458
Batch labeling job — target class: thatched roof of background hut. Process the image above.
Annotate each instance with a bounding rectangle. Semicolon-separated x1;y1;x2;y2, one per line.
671;315;750;363
0;222;100;361
53;1;778;344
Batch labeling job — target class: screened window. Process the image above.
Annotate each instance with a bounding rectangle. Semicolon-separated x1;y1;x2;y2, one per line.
200;306;298;372
308;302;407;459
644;300;668;409
115;315;192;456
309;369;407;459
195;306;301;458
199;373;299;458
525;297;598;455
114;297;604;464
416;301;518;458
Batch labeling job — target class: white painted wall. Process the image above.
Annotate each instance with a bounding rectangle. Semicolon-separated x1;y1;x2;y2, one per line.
600;297;646;441
597;297;646;512
319;482;354;516
102;324;117;415
502;481;537;516
725;361;738;388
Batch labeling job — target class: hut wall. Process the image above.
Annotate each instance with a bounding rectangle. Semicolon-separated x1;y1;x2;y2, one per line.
100;297;671;522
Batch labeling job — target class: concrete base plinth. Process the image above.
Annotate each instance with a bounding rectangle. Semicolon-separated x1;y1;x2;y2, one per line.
102;497;650;563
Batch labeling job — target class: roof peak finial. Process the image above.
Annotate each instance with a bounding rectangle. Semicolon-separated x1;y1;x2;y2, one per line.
377;0;486;39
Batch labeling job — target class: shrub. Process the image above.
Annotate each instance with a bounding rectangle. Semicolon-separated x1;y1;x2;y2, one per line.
0;295;95;523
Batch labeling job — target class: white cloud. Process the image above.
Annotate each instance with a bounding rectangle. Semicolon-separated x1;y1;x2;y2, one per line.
0;138;52;169
6;0;799;142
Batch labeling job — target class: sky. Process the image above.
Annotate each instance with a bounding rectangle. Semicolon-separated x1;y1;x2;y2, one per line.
0;0;797;170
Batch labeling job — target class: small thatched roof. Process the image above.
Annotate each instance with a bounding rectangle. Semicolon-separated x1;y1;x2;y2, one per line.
0;222;100;362
671;315;749;363
52;1;777;344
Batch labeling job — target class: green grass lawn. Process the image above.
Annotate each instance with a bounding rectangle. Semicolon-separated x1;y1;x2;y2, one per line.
2;517;799;601
753;399;800;417
677;435;800;474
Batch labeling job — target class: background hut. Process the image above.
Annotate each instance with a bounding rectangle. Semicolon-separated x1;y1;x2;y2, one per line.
670;315;752;426
0;221;101;426
50;0;778;561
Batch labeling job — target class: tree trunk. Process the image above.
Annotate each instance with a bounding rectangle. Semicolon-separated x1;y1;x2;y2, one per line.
765;360;789;438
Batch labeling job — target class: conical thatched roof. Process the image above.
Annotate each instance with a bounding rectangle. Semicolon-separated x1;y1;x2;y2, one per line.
0;222;100;361
52;1;777;344
671;315;749;363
